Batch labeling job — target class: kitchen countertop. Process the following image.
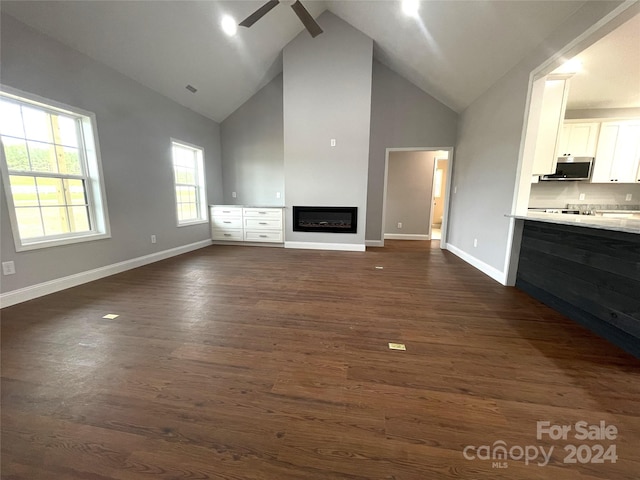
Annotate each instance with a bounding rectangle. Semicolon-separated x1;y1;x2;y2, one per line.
509;212;640;234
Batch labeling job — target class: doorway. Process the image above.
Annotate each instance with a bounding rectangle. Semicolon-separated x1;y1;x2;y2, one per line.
382;147;454;248
430;157;449;240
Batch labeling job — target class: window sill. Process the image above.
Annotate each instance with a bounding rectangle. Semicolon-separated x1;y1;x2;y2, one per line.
16;232;111;252
177;219;208;228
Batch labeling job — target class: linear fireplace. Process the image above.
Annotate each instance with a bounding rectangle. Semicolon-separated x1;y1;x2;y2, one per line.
293;206;357;234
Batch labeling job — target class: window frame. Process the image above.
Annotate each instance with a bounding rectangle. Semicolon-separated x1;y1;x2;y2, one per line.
0;85;111;252
170;138;208;227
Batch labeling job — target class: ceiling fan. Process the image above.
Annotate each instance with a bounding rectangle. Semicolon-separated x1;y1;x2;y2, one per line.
239;0;323;38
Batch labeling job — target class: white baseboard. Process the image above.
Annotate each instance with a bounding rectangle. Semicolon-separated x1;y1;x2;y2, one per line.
445;243;507;285
0;239;212;308
384;234;430;240
284;241;366;252
365;240;384;247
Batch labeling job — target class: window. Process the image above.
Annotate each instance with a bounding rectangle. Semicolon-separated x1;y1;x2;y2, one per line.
171;140;206;225
0;87;110;251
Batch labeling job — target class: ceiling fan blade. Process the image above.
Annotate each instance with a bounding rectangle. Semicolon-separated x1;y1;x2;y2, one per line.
290;1;323;38
239;0;280;28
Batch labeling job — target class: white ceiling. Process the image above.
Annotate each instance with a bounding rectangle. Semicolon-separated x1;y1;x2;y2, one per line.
565;13;640;110
2;0;616;123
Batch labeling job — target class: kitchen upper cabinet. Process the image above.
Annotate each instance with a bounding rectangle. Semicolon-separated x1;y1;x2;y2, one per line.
556;122;600;157
530;77;570;175
592;121;640;183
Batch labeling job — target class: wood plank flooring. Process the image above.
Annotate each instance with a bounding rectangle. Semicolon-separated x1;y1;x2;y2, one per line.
2;240;639;479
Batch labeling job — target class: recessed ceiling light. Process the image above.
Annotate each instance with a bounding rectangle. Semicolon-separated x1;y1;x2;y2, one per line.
401;0;420;17
221;15;237;37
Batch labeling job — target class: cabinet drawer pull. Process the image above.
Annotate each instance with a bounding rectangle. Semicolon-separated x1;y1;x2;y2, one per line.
224;234;232;237
259;211;267;214
259;235;268;238
259;222;268;225
223;221;232;223
223;210;231;213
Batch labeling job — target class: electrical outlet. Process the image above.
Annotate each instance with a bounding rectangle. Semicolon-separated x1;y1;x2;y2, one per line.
231;191;237;198
151;235;157;244
276;192;281;199
330;139;336;147
626;194;633;201
397;222;403;229
579;193;585;200
2;261;16;275
473;238;478;248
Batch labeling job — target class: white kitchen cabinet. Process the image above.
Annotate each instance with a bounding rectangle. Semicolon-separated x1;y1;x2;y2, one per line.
592;121;640;183
531;77;570;175
210;206;284;244
556;122;600;157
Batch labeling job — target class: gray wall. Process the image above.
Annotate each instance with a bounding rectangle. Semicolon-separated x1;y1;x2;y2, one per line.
529;182;640;208
447;1;625;273
385;151;435;235
0;14;222;294
366;61;458;241
220;74;284;206
283;12;372;246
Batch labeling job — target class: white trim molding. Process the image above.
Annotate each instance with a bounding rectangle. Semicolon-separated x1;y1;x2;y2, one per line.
445;243;507;285
384;234;430;240
0;239;212;308
285;242;366;252
365;240;384;247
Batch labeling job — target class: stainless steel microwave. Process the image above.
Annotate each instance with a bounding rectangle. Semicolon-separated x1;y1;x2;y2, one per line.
540;157;594;181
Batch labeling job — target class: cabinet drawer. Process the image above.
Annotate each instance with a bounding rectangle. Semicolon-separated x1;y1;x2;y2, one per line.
212;217;243;229
244;230;283;243
244;218;283;229
242;208;282;219
211;206;243;217
212;228;243;241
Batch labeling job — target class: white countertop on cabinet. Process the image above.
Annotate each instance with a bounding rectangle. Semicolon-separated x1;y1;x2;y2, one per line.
209;205;285;208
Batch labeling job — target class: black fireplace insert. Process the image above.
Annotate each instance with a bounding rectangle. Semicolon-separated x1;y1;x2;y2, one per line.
293;206;357;234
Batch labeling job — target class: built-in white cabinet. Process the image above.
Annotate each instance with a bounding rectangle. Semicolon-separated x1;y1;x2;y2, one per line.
591;121;640;183
210;206;284;244
556;122;600;157
243;208;283;243
530;77;570;175
210;206;244;241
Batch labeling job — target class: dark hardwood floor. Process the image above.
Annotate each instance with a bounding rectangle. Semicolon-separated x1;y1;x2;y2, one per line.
2;240;639;479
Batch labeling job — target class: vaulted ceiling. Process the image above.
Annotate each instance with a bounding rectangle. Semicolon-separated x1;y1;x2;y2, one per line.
3;1;635;123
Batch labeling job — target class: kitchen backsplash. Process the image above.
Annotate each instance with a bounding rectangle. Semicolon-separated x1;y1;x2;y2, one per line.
529;182;640;208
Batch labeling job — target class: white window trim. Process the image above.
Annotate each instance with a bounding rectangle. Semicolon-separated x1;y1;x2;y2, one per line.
170;138;208;227
0;84;111;252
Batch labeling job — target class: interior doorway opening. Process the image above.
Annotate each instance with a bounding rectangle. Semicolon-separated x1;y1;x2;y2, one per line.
382;147;453;248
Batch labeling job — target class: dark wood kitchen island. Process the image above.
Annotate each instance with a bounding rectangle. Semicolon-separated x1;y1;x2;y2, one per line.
513;213;640;358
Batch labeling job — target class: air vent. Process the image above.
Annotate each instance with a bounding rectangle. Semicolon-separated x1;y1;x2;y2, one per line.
185;85;197;93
